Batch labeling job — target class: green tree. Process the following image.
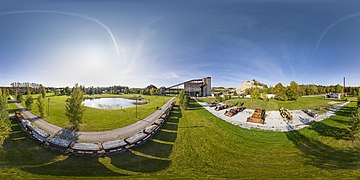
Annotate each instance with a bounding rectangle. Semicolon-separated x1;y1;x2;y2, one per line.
350;111;360;143
274;83;288;101
65;86;71;96
262;92;269;102
178;90;185;105
40;85;46;98
215;93;223;102
286;81;301;101
182;95;189;109
65;84;86;128
251;88;260;100
357;93;360;109
335;84;343;93
0;88;10;144
233;90;238;97
36;94;45;117
16;94;23;103
150;88;156;96
55;89;61;96
353;88;358;97
14;89;18;100
25;88;33;110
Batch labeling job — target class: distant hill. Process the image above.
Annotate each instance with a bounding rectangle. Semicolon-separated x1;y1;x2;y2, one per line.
235;79;267;94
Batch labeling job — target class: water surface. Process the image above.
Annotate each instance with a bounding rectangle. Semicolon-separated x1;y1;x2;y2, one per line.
83;98;143;109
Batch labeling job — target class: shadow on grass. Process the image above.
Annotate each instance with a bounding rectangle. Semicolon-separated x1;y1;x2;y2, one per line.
1;118;58;166
286;130;360;170
308;121;352;140
110;105;181;173
186;100;204;110
22;156;122;176
335;106;357;117
1;105;182;177
287;104;360;170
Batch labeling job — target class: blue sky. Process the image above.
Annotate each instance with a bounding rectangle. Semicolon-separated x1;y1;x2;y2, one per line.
0;0;360;88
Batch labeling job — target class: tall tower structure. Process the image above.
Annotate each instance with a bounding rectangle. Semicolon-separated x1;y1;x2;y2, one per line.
343;77;346;94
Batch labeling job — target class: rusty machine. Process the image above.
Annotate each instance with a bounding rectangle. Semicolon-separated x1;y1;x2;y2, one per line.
224;106;246;117
215;104;231;111
279;108;293;122
209;101;218;107
247;108;266;124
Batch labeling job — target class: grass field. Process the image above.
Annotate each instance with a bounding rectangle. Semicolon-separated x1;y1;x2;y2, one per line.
0;99;359;179
198;95;344;111
8;94;171;131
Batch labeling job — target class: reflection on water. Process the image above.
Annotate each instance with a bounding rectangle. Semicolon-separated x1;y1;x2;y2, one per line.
83;98;143;109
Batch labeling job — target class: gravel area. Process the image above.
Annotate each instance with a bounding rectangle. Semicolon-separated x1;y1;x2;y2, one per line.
195;99;349;132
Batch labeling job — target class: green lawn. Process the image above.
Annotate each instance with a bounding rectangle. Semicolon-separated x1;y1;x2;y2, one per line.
198;95;344;111
0;99;359;178
10;94;171;131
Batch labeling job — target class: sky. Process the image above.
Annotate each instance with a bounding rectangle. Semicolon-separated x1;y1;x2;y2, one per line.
0;0;360;88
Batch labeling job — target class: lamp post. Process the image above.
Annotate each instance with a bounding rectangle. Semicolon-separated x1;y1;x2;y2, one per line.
136;97;138;118
48;98;50;117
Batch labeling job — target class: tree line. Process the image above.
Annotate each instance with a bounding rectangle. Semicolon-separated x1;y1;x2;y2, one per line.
0;88;10;145
244;81;359;101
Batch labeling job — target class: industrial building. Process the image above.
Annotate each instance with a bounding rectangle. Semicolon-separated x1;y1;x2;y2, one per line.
165;77;212;97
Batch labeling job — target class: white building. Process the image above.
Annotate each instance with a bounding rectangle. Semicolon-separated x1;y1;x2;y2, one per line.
325;92;342;100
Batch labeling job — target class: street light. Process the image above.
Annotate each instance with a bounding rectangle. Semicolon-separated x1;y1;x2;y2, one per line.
48;98;50;117
136;97;138;118
135;96;140;118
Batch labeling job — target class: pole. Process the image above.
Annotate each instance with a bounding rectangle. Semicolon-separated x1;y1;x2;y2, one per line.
48;98;50;117
136;97;138;118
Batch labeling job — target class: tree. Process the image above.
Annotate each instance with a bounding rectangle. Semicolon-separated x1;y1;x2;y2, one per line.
182;95;189;109
65;84;86;128
65;86;71;96
274;83;288;101
261;92;269;102
16;94;23;103
350;111;360;144
150;88;156;96
36;95;45;117
40;85;46;98
358;93;360;109
55;89;61;96
335;84;343;93
251;88;260;100
0;88;10;144
215;93;223;102
353;88;358;97
25;88;33;110
286;81;301;101
178;90;185;105
14;89;18;100
233;90;238;97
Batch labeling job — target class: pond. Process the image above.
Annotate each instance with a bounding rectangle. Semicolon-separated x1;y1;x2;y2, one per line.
83;98;144;109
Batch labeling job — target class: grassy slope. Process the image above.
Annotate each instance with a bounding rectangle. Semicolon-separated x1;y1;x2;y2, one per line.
198;96;342;111
13;94;171;131
0;100;359;178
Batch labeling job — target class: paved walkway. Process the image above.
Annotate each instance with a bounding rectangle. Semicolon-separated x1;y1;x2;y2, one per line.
13;97;175;143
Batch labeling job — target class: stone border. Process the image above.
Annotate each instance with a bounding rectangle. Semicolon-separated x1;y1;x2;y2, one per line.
15;101;176;156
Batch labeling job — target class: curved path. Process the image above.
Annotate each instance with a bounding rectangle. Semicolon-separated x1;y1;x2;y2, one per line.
13;97;175;143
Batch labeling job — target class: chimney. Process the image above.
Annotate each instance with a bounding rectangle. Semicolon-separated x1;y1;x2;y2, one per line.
343;77;346;94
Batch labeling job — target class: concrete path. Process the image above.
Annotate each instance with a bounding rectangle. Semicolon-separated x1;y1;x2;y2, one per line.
12;97;175;143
